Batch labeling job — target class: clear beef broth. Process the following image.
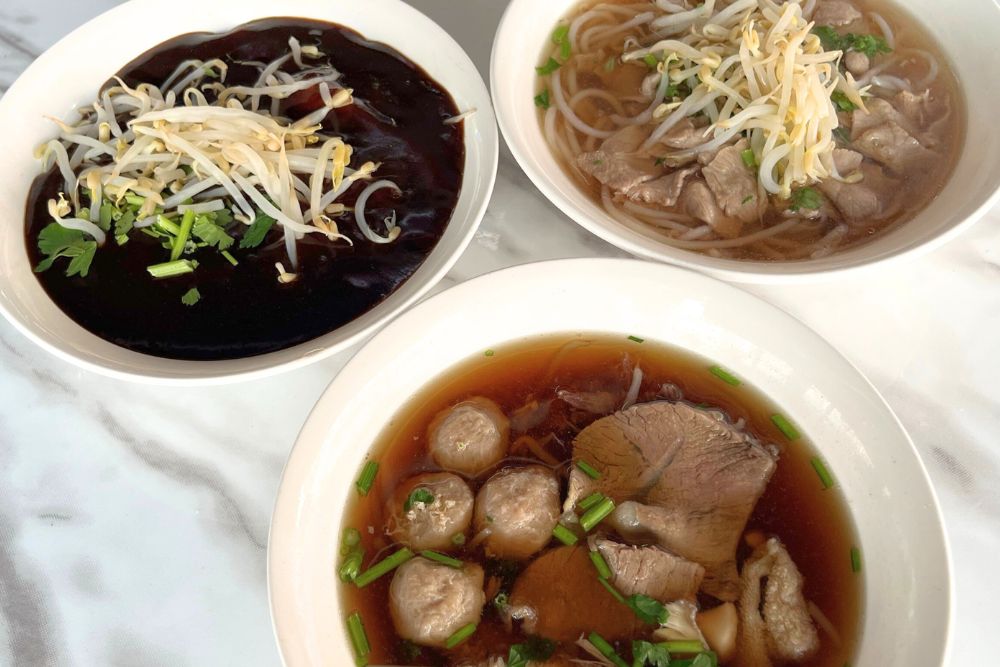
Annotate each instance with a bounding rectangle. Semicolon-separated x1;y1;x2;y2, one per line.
341;335;862;666
537;0;964;261
24;18;463;360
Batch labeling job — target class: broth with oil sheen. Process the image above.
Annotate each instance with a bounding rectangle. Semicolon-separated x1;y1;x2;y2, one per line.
24;18;464;360
340;334;863;667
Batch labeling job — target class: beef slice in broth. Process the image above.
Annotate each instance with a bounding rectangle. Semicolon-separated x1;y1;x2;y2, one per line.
595;538;705;602
509;546;646;642
567;401;777;600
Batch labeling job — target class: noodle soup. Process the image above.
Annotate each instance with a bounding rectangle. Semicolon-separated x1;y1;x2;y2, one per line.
534;0;963;261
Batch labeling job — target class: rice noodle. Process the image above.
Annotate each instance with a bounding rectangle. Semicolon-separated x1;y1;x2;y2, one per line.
869;12;895;50
622;365;643;408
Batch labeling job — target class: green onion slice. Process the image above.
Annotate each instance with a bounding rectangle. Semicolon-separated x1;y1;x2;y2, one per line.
552;523;579;546
579;492;605;511
445;622;477;649
355;461;379;496
346;612;370;666
580;497;616;532
811;457;835;489
147;259;197;278
354;547;413;588
660;639;705;654
709;365;741;386
421;550;463;569
588;632;628;667
850;546;862;573
589;549;613;580
577;460;601;480
627;335;645;343
598;577;625;603
771;413;801;440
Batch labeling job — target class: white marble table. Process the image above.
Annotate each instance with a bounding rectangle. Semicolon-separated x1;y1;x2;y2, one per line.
0;1;996;664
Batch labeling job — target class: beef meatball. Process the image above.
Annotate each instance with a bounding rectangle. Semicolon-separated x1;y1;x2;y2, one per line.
389;557;485;647
428;397;510;476
387;472;474;551
474;465;561;559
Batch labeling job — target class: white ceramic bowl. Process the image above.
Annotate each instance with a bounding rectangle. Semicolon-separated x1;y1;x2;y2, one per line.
268;258;951;666
0;0;497;383
491;0;1000;284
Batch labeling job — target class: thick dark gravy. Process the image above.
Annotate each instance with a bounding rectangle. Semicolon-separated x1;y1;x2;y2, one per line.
341;334;863;667
25;18;463;360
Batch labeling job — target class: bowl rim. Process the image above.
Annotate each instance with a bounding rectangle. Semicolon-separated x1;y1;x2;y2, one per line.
0;0;499;385
489;0;1000;285
267;256;953;667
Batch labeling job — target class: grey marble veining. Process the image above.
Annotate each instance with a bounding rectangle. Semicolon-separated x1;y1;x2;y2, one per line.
0;1;997;665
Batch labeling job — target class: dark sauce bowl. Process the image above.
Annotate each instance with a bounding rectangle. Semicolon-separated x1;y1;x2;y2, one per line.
0;0;497;382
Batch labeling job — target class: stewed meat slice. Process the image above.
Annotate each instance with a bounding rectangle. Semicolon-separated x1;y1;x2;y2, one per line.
832;148;863;175
853;121;936;174
508;546;645;642
428;397;510;476
702;140;764;223
387;472;474;551
737;538;819;666
661;118;708;150
681;181;743;239
389;557;486;648
627;167;698;208
568;401;777;601
474;466;561;559
818;162;897;223
577;125;658;194
595;538;705;601
813;0;862;26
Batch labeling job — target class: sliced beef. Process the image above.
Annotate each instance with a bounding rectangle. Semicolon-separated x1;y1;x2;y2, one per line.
818;161;897;223
736;538;819;666
853;121;935;173
596;538;705;602
567;401;777;600
702;140;763;223
681;181;744;239
831;148;863;175
851;98;920;142
813;1;862;26
627;167;698;208
578;125;657;194
390;558;486;648
509;546;646;642
557;388;620;414
661;118;707;150
892;89;951;146
844;51;870;77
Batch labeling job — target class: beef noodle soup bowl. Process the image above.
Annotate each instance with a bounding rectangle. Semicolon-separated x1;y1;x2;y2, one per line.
492;0;1000;282
268;259;950;667
0;0;497;381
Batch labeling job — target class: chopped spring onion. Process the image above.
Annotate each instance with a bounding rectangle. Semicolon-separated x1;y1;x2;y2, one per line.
789;187;823;212
342;528;361;551
147;259;197;278
580;497;616;532
660;640;705;654
771;414;801;440
354;547;413;588
576;460;601;480
346;612;370;667
627;335;645;343
709;366;741;386
552;25;572;60
741;148;757;169
536;57;561;76
552;523;579;546
444;623;477;649
598;576;626;604
534;89;551;109
579;492;605;511
485;349;496;357
421;550;463;569
170;209;196;258
404;488;435;512
831;90;858;112
811;457;835;489
355;461;379;496
850;546;862;573
643;53;659;69
339;551;363;582
587;632;628;667
221;250;238;266
155;216;182;236
180;287;201;306
589;550;612;579
451;533;466;546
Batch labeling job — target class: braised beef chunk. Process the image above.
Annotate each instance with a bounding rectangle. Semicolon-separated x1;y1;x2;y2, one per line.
737;538;820;667
568;402;777;600
509;546;646;642
596;538;705;602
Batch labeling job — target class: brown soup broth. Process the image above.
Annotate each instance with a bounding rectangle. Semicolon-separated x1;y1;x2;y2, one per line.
537;0;965;261
341;334;863;666
25;18;463;360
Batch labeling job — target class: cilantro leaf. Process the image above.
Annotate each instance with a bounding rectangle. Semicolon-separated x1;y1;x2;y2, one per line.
844;33;892;58
98;203;114;232
34;224;98;278
192;216;234;250
404;488;434;512
239;212;276;249
181;287;201;306
632;640;671;667
536;57;561;76
115;210;135;246
789;187;823;212
690;653;718;667
534;89;551;110
812;26;843;51
508;636;556;667
626;594;668;625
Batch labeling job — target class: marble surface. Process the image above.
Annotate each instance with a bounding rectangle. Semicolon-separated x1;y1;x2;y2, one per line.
0;0;997;664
